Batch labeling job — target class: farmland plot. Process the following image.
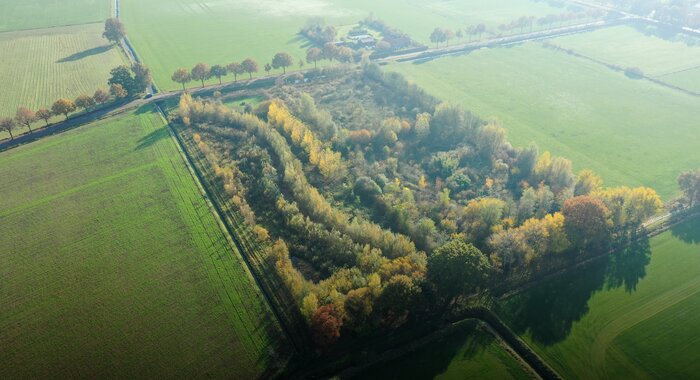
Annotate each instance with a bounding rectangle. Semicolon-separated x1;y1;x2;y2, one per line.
499;216;700;380
0;107;282;378
0;23;125;137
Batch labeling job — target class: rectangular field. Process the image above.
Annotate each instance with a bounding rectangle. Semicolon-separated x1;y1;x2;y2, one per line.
498;216;700;380
0;107;282;378
0;0;111;32
388;41;700;199
0;23;125;137
121;0;566;90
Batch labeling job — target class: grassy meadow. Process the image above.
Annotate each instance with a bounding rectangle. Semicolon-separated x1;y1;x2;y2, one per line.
360;320;533;380
0;0;111;32
0;107;281;378
0;23;125;137
499;216;700;380
337;0;569;46
120;0;566;90
388;42;700;199
659;66;700;93
553;25;700;79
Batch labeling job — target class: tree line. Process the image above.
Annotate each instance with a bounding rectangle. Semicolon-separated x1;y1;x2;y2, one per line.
429;9;606;47
170;44;362;90
1;18;150;141
0;62;152;140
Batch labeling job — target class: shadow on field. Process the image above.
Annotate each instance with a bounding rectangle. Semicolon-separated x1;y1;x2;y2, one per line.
499;236;652;345
57;45;114;63
605;236;651;293
360;320;493;380
671;217;700;244
289;33;314;50
135;128;168;150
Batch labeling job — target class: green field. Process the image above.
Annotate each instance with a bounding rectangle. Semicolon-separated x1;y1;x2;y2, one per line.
499;216;700;380
388;42;700;199
553;25;700;77
339;0;567;46
0;0;111;32
361;320;533;380
120;0;565;90
658;66;700;93
0;23;125;137
553;25;700;79
0;107;281;378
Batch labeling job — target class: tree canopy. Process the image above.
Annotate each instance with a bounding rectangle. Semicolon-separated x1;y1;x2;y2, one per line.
51;99;76;120
428;240;491;306
272;52;294;73
103;18;125;44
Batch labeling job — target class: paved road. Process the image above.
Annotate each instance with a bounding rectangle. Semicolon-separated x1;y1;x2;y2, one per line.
377;18;623;63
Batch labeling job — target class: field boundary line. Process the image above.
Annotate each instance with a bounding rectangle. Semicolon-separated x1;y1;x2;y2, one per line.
0;21;105;35
543;43;700;97
656;64;700;78
590;274;700;371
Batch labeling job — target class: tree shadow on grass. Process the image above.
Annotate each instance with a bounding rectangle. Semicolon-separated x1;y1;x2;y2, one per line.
500;236;653;345
671;217;700;244
361;320;493;380
605;236;651;293
135;128;168;150
57;45;114;63
289;33;315;50
500;258;607;346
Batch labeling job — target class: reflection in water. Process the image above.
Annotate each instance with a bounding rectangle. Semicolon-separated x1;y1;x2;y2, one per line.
499;235;652;345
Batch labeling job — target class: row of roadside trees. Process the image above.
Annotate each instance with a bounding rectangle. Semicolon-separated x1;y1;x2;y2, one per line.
171;44;358;90
1;18;149;141
0;63;152;141
0;87;124;140
429;9;607;47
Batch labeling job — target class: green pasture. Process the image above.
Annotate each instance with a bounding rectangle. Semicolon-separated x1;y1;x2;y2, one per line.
0;23;125;138
0;107;280;378
337;0;571;46
499;216;700;380
361;320;533;380
120;0;338;90
553;25;700;78
120;0;566;90
0;0;111;32
388;42;700;199
659;67;700;93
